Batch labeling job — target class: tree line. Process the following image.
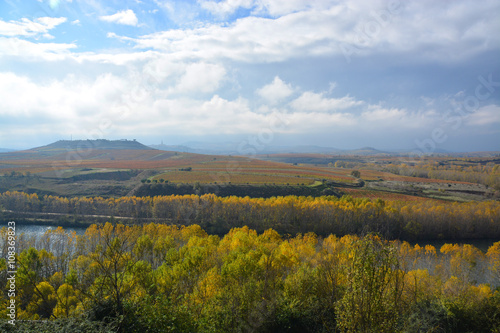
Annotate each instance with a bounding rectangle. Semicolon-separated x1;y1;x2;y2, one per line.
381;162;500;189
331;158;500;190
1;191;499;241
0;223;499;332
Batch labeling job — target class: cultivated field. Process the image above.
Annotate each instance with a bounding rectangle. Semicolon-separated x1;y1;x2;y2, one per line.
1;141;498;202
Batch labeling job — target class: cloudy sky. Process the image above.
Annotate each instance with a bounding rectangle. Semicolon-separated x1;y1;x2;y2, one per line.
0;0;499;152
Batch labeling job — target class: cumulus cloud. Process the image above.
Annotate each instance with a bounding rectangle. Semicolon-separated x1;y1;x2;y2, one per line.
122;9;346;62
118;0;500;64
256;76;294;104
199;0;254;18
152;95;278;135
174;62;227;94
100;9;138;26
0;72;128;132
1;0;498;150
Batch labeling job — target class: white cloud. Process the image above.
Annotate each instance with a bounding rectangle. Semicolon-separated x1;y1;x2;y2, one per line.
1;0;498;150
0;17;66;38
466;105;500;126
1;67;497;148
254;0;334;17
0;72;128;134
0;37;76;61
328;82;337;93
125;9;346;62
359;106;441;131
256;76;294;104
99;9;138;26
152;95;274;134
74;50;158;66
361;107;407;122
174;62;227;94
200;0;336;18
199;0;254;17
116;0;500;64
290;91;362;112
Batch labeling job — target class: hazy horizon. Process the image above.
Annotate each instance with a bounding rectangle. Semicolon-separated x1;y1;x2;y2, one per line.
1;0;499;152
2;137;499;154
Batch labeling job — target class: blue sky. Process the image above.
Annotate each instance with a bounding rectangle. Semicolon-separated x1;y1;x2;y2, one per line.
0;0;499;152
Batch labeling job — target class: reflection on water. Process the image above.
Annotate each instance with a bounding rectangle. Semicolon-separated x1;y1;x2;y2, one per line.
410;239;498;253
1;223;88;255
14;224;87;236
5;224;499;253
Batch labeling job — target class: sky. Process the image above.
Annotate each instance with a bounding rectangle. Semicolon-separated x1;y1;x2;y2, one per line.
0;0;499;152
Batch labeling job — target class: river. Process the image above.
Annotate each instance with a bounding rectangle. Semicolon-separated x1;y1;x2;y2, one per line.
11;223;87;236
5;223;499;253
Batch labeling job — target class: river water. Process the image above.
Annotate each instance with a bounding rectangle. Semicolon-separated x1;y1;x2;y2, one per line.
6;223;499;253
11;224;87;236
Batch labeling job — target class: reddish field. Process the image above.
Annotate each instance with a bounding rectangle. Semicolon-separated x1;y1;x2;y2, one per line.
153;171;316;185
152;159;358;185
1;148;490;202
340;188;431;202
357;169;471;184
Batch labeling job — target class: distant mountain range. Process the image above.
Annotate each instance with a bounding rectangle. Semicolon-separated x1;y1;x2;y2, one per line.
149;142;394;156
1;140;497;158
147;142;500;157
3;140;393;157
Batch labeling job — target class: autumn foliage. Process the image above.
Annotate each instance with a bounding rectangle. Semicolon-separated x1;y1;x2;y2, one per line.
1;191;499;241
1;224;500;332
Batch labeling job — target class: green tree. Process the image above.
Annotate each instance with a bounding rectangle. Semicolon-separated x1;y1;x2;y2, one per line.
350;170;361;178
336;236;405;333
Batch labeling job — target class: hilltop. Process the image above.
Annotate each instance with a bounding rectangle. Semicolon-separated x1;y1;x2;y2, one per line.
0;139;158;160
31;139;155;152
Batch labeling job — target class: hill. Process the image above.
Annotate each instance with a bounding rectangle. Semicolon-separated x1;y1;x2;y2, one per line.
1;139;497;201
343;147;390;155
31;139;155;152
0;139;158;160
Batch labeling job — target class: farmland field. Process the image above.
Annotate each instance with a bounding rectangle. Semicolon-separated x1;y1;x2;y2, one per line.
1;141;499;333
0;141;498;202
151;159;357;185
340;188;432;202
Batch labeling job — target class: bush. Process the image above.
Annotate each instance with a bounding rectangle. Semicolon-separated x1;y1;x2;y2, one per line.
0;317;119;333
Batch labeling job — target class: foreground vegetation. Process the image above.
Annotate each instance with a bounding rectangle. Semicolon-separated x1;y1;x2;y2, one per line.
1;223;500;332
1;191;499;241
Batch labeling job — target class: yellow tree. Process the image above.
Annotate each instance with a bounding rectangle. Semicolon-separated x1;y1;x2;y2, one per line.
53;283;79;318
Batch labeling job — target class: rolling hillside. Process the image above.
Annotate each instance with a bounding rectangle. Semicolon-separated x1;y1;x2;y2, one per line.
0;139;496;201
